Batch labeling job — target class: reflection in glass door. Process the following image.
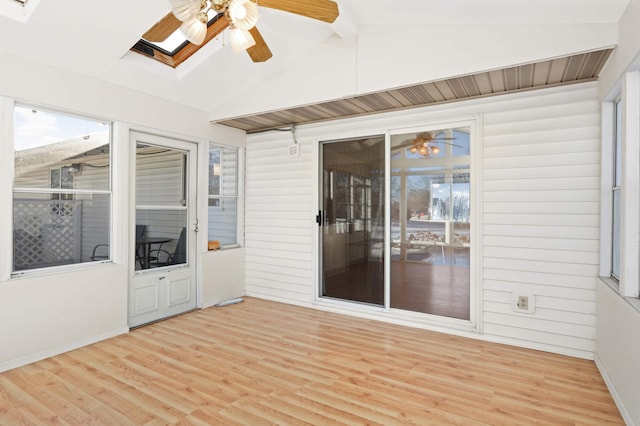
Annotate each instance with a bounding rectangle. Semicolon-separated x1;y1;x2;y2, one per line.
319;136;385;306
390;127;471;320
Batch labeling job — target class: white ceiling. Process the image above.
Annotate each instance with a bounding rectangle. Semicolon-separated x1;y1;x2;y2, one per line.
0;0;630;122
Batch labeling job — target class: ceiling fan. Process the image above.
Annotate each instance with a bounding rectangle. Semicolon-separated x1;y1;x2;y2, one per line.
143;0;340;63
393;132;460;158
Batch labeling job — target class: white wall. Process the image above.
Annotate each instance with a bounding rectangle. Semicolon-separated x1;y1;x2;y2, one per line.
201;124;247;308
595;1;640;424
596;283;640;425
245;82;601;359
202;248;246;308
0;51;245;371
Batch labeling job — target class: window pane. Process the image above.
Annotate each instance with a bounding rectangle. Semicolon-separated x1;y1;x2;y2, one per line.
612;189;621;279
13;107;112;273
452;128;471;157
208;144;239;246
209;198;238;246
135;208;188;270
13;192;111;271
14;107;110;191
391;125;472;320
611;99;622;280
136;143;186;207
209;148;221;196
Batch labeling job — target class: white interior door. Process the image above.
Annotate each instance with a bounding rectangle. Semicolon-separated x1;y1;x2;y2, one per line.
128;131;198;328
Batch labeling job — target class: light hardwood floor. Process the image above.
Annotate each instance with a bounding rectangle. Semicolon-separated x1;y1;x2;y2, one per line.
0;297;622;425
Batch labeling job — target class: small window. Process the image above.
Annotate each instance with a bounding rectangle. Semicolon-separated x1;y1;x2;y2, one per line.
50;166;75;200
13;106;111;273
208;144;239;247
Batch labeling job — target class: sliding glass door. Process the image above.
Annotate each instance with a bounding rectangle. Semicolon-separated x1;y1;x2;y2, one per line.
319;135;386;306
390;126;471;319
317;123;473;322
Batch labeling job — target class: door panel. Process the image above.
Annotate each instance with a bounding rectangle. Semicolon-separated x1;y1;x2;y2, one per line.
319;135;386;306
133;284;159;314
129;132;198;328
389;126;471;320
169;278;191;306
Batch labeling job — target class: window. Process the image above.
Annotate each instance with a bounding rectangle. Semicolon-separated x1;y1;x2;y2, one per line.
208;144;239;247
132;11;225;68
611;98;622;280
50;166;75;200
601;71;640;299
13;106;111;273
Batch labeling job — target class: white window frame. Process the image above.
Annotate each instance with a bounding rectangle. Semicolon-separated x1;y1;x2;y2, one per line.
11;103;113;276
600;71;640;298
207;142;243;248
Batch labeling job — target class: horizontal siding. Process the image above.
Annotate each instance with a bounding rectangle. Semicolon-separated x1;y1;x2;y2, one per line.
481;83;600;355
136;151;183;206
245;82;601;357
245;139;314;304
135;151;186;253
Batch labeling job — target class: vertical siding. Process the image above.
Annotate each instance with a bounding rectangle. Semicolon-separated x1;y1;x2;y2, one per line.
245;83;601;357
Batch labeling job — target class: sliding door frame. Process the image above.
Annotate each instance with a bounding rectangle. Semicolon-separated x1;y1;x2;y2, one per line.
313;115;482;333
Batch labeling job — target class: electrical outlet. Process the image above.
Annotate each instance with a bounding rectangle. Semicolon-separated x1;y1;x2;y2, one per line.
517;295;528;310
511;293;535;314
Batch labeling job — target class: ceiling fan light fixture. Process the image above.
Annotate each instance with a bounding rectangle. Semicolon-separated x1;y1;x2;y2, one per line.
430;146;440;155
180;13;208;45
228;0;259;30
229;26;256;52
170;0;201;22
418;146;429;156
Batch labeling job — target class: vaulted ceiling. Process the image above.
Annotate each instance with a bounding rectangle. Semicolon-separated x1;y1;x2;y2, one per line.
0;0;629;129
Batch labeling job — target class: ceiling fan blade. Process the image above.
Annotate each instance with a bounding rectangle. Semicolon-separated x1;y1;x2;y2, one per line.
246;27;273;62
258;0;339;23
143;13;182;42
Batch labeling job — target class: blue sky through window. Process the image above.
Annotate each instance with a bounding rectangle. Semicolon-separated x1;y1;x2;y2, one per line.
14;106;109;151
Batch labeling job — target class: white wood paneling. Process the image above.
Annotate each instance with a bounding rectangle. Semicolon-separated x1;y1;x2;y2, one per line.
245;82;602;357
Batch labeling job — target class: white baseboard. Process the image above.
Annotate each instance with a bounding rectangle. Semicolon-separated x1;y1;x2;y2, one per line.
0;326;129;373
594;352;635;426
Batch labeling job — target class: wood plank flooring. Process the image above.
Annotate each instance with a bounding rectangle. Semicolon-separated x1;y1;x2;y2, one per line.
0;297;622;425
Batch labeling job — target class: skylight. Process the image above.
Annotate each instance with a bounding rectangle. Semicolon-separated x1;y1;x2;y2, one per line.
145;29;189;54
132;9;223;68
